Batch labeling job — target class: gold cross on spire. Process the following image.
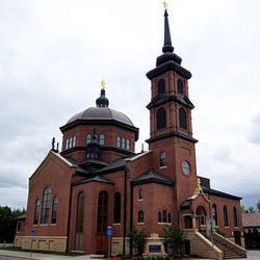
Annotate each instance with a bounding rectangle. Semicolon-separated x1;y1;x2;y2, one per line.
163;1;168;9
101;79;106;89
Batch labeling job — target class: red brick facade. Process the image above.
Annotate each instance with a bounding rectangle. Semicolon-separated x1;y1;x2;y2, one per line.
15;7;245;258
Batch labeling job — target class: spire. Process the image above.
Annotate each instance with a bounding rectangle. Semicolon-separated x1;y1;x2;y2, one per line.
96;80;109;107
162;7;174;53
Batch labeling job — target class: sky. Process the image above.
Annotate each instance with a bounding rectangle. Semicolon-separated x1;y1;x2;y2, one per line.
0;0;259;210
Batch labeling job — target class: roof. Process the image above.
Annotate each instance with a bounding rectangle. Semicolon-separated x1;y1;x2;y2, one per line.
242;213;260;227
202;187;242;200
73;175;114;186
67;107;134;126
131;169;174;186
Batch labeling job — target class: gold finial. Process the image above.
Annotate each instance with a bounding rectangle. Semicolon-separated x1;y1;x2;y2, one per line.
163;1;168;9
101;79;106;89
196;178;201;191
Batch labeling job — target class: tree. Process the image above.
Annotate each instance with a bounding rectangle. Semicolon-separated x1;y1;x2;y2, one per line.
162;225;186;256
128;227;147;256
248;207;256;213
257;200;260;212
0;206;25;243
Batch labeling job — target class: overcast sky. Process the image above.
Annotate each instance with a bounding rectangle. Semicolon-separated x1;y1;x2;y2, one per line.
0;0;259;210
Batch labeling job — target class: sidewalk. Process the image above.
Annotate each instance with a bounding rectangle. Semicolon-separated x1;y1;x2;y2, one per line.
1;249;260;260
0;249;93;259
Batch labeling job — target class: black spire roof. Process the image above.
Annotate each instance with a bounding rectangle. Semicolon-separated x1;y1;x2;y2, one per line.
146;7;192;80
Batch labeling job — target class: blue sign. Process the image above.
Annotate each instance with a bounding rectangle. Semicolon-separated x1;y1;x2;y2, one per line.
31;229;35;236
107;226;112;236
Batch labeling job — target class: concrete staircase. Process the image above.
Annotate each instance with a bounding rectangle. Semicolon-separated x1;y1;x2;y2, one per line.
213;232;247;259
184;229;246;260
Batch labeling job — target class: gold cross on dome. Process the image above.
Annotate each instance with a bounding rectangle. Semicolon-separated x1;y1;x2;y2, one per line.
163;1;168;9
101;79;106;89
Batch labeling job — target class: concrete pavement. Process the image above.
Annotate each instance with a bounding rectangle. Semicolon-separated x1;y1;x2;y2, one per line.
1;249;260;260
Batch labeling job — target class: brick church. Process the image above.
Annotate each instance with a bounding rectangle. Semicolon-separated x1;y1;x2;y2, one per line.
15;6;246;259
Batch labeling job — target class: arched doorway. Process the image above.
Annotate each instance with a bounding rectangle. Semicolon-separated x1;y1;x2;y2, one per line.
196;206;207;232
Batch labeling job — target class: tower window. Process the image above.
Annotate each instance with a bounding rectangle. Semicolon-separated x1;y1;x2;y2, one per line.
179;107;187;130
138;189;143;199
160;152;166;167
138;210;144;223
177;79;184;94
157;79;165;94
156;107;166;130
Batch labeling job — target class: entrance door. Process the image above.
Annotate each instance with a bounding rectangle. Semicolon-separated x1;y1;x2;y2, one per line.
184;216;193;228
234;231;241;245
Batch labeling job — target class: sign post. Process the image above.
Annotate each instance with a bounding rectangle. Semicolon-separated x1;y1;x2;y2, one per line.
107;226;112;260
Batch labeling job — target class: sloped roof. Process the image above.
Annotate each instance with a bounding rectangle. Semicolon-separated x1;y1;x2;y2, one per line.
242;213;260;227
202;187;242;200
73;175;114;186
131;169;174;186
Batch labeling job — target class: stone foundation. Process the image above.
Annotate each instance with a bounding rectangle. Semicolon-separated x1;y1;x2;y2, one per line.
14;236;67;252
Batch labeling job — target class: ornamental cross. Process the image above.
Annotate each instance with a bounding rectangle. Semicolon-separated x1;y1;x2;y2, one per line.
101;79;106;89
163;1;168;9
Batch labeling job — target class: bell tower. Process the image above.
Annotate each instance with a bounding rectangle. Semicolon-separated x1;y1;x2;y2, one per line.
146;6;198;207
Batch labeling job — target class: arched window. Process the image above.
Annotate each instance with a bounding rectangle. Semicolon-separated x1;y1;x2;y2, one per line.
65;139;69;149
41;187;51;224
97;191;108;234
117;136;121;148
75;192;85;250
179;107;187;130
86;134;92;144
160;152;166;167
99;134;105;145
52;196;58;224
156;107;166;130
33;200;40;225
223;205;229;226
122;137;126;149
138;210;144;223
212;204;218;226
126;139;130;150
162;210;167;222
233;207;238;227
177;79;184;94
138;189;143;199
114;192;121;223
157;79;165;94
158;212;162;222
196;206;206;225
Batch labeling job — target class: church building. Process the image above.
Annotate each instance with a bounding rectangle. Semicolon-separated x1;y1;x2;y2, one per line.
15;6;246;259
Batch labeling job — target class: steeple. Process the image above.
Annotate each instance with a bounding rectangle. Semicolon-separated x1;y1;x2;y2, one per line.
147;5;191;80
162;8;174;54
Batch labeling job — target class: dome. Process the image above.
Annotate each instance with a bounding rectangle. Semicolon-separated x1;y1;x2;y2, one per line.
66;106;134;126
